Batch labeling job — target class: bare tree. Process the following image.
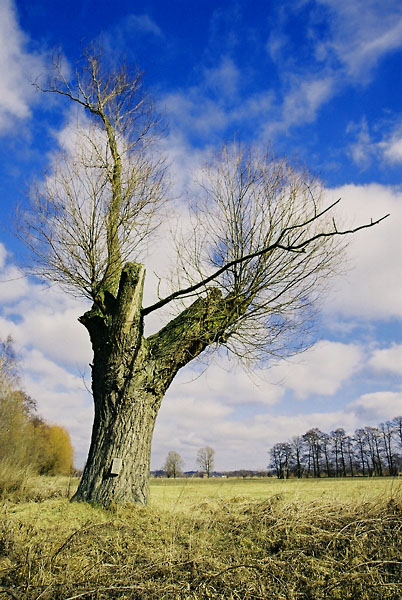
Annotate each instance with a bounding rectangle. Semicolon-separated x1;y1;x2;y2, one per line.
289;435;303;478
331;428;348;477
163;450;184;478
303;429;323;478
391;416;402;450
196;446;215;477
380;421;396;476
354;428;369;477
18;49;388;506
270;442;292;479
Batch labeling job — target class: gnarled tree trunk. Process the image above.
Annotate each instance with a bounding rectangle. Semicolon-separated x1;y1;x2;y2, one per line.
72;262;234;506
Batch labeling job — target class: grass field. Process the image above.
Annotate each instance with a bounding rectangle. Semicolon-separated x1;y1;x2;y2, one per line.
149;475;402;507
0;475;401;599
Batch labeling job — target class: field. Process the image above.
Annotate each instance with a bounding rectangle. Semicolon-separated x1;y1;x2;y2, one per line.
0;474;401;599
149;475;402;507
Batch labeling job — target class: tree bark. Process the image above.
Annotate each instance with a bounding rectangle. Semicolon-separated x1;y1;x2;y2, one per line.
72;262;235;506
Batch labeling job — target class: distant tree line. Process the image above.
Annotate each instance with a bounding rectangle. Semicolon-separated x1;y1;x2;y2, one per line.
0;337;74;475
269;420;402;479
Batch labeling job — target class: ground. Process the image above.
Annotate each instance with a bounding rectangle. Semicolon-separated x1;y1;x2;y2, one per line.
0;476;401;599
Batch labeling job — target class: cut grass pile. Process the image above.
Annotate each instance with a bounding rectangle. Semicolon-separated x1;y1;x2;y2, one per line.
0;477;401;599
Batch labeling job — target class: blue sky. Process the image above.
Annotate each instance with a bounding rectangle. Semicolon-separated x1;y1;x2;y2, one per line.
0;0;402;471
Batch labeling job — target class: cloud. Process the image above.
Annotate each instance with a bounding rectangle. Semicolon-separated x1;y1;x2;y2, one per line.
261;1;402;137
0;0;47;133
269;76;334;133
348;118;402;168
125;14;163;38
379;127;402;165
0;266;30;303
369;344;402;375
347;118;376;167
324;184;402;320
203;57;240;98
0;243;91;371
268;341;363;399
167;358;284;407
316;0;402;78
22;348;93;465
346;391;402;423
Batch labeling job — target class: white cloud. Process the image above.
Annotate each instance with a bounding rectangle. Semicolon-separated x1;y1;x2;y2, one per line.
347;118;375;167
348;119;402;168
125;14;163;38
268;341;363;399
266;32;288;64
273;76;334;132
167;359;284;407
346;391;402;423
324;184;402;320
21;348;93;466
379;129;402;165
0;243;7;269
0;265;29;303
203;57;240;98
369;344;402;375
316;0;402;78
0;0;47;133
163;91;230;136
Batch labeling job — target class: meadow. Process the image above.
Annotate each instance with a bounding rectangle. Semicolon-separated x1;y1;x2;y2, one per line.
0;472;401;599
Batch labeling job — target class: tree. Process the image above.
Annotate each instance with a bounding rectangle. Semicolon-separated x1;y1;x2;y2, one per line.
270;442;292;479
289;435;303;478
379;421;396;476
33;421;74;475
0;337;73;475
19;49;387;506
391;416;402;450
354;428;369;477
196;446;215;477
331;428;348;477
0;337;36;466
303;429;323;478
163;450;184;478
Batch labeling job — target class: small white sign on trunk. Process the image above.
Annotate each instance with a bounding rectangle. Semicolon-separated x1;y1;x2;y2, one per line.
110;457;122;475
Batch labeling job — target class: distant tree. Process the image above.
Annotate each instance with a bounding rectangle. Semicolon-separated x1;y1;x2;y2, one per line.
391;416;402;450
289;435;303;478
319;432;332;477
344;435;355;477
270;442;292;479
0;336;74;475
196;446;215;477
331;428;347;477
33;423;74;475
303;429;323;478
379;421;396;476
163;451;184;478
0;337;36;466
354;428;369;476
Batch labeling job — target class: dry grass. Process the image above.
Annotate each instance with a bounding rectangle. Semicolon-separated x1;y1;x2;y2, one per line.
0;476;401;599
0;463;76;503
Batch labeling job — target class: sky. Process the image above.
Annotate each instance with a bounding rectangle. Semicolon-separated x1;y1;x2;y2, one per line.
0;0;402;472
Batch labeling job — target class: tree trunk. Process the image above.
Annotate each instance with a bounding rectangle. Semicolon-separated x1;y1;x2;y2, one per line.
72;380;162;505
72;262;235;506
71;263;164;505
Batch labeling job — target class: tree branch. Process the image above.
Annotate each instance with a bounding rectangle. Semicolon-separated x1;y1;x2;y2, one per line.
142;210;389;316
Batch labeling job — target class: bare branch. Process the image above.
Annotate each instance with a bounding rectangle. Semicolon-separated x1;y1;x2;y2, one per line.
142;206;388;316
